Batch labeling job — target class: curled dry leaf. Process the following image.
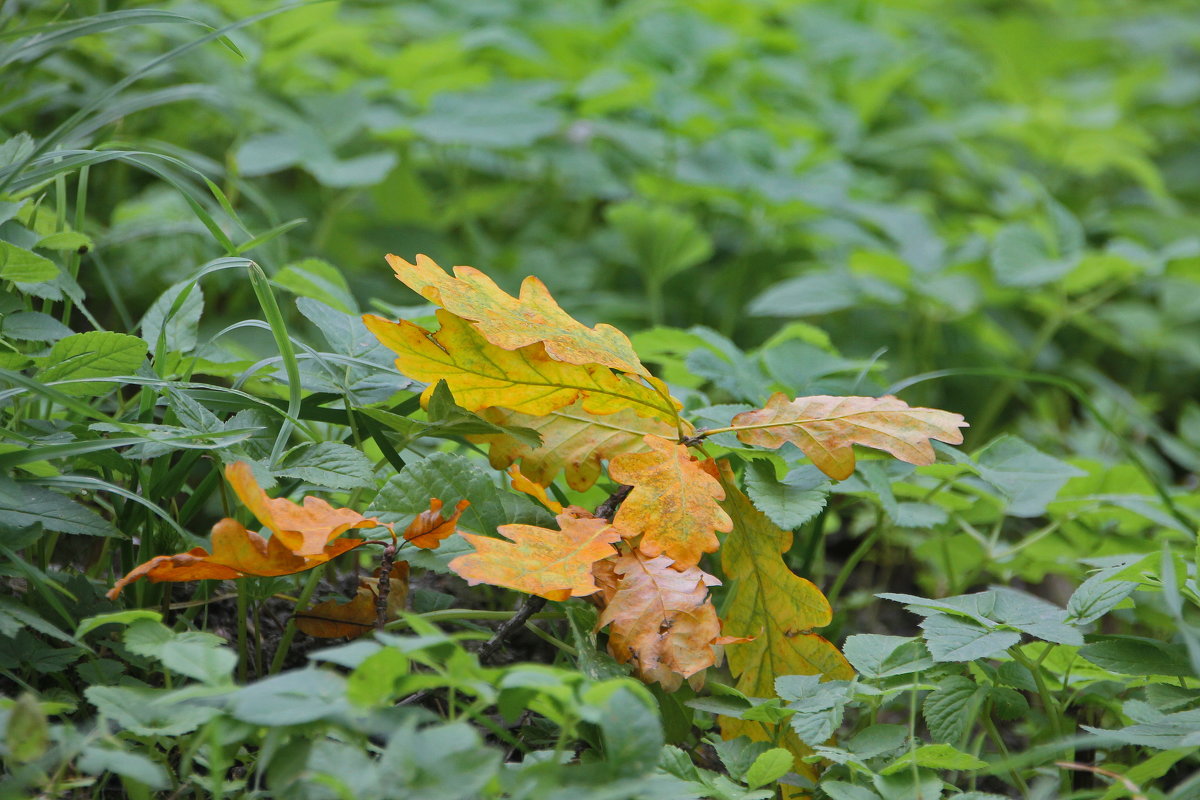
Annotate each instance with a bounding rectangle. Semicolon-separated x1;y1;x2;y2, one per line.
226;461;386;556
363;310;678;424
471;401;678;491
402;498;470;549
106;518;365;599
730;393;968;480
385;253;649;377
596;548;723;691
505;465;563;513
295;562;410;638
608;435;732;568
449;511;622;601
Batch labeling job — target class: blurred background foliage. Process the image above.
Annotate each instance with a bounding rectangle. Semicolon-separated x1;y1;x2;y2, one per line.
5;0;1200;462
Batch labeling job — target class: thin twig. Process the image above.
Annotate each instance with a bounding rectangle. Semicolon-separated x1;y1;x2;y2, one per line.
595;484;631;522
1056;762;1147;800
375;544;396;631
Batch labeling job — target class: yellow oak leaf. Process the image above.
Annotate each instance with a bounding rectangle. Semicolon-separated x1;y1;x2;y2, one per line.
106;518;365;599
363;310;678;424
597;548;722;691
449;511;622;601
471;401;678;491
506;465;563;513
730;393;968;480
716;464;853;779
225;461;385;556
385;253;648;377
608;435;732;568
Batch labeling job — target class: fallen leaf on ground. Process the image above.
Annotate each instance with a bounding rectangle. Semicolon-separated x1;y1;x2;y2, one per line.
296;562;410;638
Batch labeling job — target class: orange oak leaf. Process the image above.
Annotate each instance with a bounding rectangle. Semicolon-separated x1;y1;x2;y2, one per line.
225;461;386;556
506;465;563;513
715;463;853;779
385;254;649;377
106;518;366;599
597;549;723;691
295;562;410;638
470;401;678;492
728;394;967;481
607;435;732;568
402;498;470;549
448;511;622;601
363;310;679;425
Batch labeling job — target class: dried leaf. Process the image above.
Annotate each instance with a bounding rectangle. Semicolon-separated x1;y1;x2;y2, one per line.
401;498;470;549
225;461;385;556
608;435;732;568
716;464;854;778
597;549;722;690
730;393;967;480
386;253;648;376
506;465;563;513
106;519;365;599
296;562;410;638
364;310;678;424
470;401;678;491
449;511;622;601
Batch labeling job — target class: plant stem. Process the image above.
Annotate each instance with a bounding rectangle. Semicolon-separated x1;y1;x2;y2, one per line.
270;565;325;674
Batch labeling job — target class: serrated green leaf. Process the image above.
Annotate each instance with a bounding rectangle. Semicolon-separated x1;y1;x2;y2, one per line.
36;231;92;251
919;614;1020;662
745;747;793;789
0;241;58;282
1;311;73;342
38;331;148;396
275;441;376;490
744;461;829;530
882;744;987;775
140;281;203;357
923;676;981;745
975;436;1085;518
0;475;115;537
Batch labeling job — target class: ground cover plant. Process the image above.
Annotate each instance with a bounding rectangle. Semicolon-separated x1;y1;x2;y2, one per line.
2;1;1200;798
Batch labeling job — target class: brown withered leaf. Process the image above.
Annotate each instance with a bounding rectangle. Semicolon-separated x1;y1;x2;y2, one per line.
716;463;853;779
225;461;386;556
597;549;722;691
295;562;410;638
470;402;678;492
363;310;678;424
449;511;622;601
608;435;732;568
106;519;365;599
729;393;967;480
402;498;469;549
385;253;648;377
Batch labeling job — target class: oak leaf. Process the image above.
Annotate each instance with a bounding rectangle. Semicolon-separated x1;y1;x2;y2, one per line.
226;461;385;556
449;511;622;601
730;393;967;480
363;310;678;424
505;465;562;513
597;549;722;691
295;562;410;638
470;401;678;491
608;435;732;568
401;498;469;549
385;253;648;377
716;464;853;779
106;518;365;599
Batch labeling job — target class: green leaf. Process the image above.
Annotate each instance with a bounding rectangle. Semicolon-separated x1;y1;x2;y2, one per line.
923;677;982;745
744;461;829;530
583;683;664;777
606;201;714;284
123;619;175;658
882;744;987;775
744;747;793;789
230;669;350;725
36;231;92;252
75;610;162;639
843;634;933;679
990;223;1075;288
140;281;203;356
0;475;116;537
919;614;1021;662
4;693;48;763
975;435;1085;517
85;685;218;736
37;331;148;396
0;241;58;282
775;674;853;747
1067;571;1139;626
822;781;881;800
158;634;237;685
275;441;376;490
1080;636;1195;678
346;648;410;707
710;735;770;781
1;311;73;342
275;258;357;314
77;746;168;791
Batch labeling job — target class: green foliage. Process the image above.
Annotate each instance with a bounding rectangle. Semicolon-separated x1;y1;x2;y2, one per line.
3;1;1200;798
